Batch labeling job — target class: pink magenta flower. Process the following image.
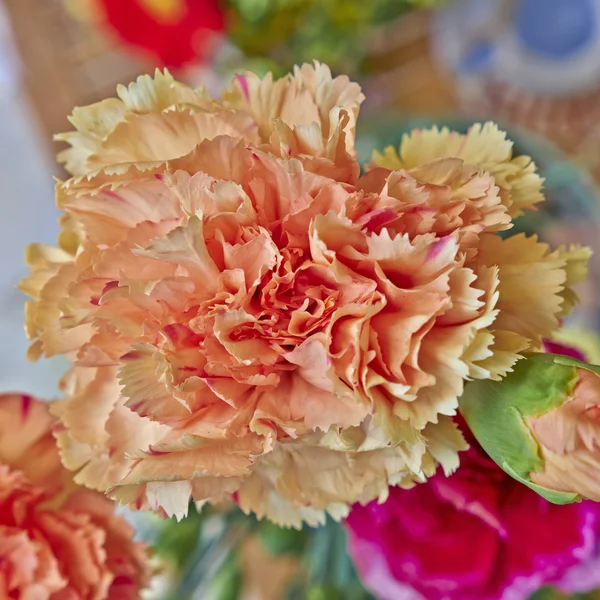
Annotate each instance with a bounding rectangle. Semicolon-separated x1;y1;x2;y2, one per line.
346;433;600;600
21;65;589;527
0;393;151;599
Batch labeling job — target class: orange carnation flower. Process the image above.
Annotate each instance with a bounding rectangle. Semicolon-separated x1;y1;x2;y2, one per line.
22;64;589;527
0;393;151;599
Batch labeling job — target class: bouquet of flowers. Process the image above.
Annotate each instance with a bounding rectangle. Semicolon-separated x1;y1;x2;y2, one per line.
8;62;600;599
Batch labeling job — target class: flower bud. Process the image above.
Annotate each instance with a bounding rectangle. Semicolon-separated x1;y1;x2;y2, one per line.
460;353;600;504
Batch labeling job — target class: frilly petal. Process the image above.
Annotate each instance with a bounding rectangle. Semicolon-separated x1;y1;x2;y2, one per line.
373;122;544;217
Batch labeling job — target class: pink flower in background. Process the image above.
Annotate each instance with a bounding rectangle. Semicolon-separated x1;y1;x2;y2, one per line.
346;431;600;600
543;339;586;362
0;393;151;599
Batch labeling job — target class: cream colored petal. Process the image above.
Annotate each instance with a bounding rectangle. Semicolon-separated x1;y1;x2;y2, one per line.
55;393;169;493
119;344;192;423
468;329;529;381
556;244;592;317
57;70;209;176
53;366;121;446
87;108;258;171
115;433;264;488
56;98;128;176
373;122;544;217
134;215;220;290
421;416;468;476
552;327;600;363
223;71;319;141
145;480;192;520
237;438;431;528
477;233;567;346
116;70;208;113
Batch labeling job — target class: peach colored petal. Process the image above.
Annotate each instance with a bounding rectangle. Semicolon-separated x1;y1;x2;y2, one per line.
291;62;364;149
373;122;543;217
58;176;184;246
524;369;600;502
36;510;112;598
530;448;600;502
0;526;65;599
223;61;364;150
266;109;359;184
254;369;368;434
54;366;122;447
86;108;259;171
119;344;192;422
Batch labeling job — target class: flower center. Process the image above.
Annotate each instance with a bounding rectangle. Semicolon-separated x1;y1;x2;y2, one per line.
137;0;186;24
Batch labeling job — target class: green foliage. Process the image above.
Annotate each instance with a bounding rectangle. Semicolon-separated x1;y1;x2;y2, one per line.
258;520;311;556
529;588;600;599
226;0;447;75
154;505;205;570
208;553;243;600
153;507;373;599
150;498;599;599
294;518;375;600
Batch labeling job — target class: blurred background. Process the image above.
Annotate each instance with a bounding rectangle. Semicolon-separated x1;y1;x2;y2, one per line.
3;0;600;598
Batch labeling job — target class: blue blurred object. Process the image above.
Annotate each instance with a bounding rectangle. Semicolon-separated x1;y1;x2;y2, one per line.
433;0;600;95
515;0;596;59
461;40;495;73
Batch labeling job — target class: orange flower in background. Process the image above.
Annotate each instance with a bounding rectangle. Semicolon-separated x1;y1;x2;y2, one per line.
22;64;590;527
84;0;225;68
0;393;151;599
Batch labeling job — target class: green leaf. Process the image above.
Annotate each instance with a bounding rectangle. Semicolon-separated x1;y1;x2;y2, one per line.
307;586;342;600
301;519;374;600
258;521;311;556
502;462;579;504
209;553;242;600
528;588;564;600
154;504;204;569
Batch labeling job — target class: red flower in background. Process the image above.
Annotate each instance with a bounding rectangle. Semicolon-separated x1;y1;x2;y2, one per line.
98;0;225;68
